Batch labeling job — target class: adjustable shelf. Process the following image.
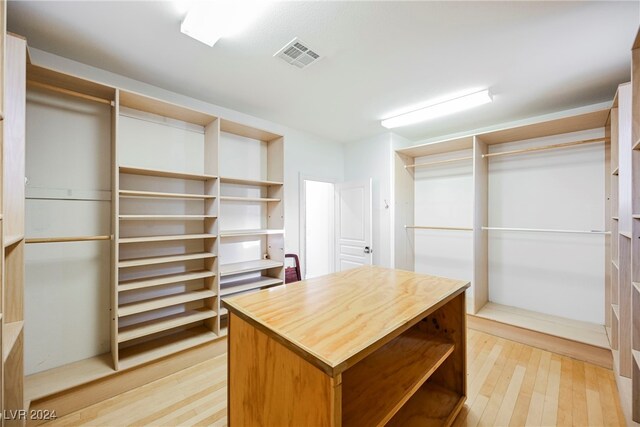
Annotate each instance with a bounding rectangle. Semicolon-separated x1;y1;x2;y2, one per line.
119;165;217;181
118;326;218;370
118;308;217;343
118;289;216;317
119;234;216;244
220;176;283;186
119;215;216;221
119;189;215;200
118;270;215;292
220;259;284;276
220;276;283;297
219;229;284;238
220;196;280;203
342;329;454;427
386;382;463;427
118;252;216;268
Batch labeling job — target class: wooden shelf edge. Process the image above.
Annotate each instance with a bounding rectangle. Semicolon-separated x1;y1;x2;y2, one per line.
3;320;24;362
119;165;217;181
386;382;465;427
633;138;640;151
219;229;284;237
118;289;217;317
219;196;281;203
220;176;283;186
219;260;284;276
119;234;217;244
118;308;217;343
118;270;216;292
620;231;632;239
119;189;215;200
4;234;24;247
118;252;216;268
220;277;283;297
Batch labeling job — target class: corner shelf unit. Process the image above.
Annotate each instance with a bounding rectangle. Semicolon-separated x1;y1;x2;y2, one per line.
394;107;612;368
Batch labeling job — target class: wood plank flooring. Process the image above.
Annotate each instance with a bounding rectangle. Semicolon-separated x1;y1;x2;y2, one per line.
45;329;624;426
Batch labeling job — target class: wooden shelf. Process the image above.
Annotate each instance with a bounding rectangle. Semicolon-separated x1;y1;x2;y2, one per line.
119;234;216;244
3;234;23;247
118;308;216;343
613;304;620;319
118;326;218;370
613;216;620;220
220;176;283;186
386;382;464;427
220;307;228;316
119;189;215;200
119;166;217;181
219;229;284;238
220;259;284;276
118;270;215;292
118;289;216;317
119;215;216;221
220;276;283;297
633;214;640;219
3;321;24;363
118;252;215;268
621;231;632;239
612;167;619;176
220;196;280;203
342;328;454;427
25;354;114;402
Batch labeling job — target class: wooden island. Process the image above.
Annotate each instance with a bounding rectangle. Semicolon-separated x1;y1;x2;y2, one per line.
223;266;470;427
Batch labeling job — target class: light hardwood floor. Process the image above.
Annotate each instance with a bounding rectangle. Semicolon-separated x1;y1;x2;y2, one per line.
45;329;624;427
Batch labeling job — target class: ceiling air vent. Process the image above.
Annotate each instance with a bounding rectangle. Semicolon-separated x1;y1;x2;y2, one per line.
274;38;321;69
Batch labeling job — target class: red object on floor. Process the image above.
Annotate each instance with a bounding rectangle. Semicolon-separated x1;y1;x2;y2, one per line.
285;254;301;283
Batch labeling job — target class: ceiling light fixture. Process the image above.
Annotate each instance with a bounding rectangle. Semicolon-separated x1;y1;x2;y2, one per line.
381;89;493;129
180;1;269;47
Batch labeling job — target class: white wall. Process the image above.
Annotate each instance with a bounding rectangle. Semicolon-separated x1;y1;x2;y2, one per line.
28;47;345;259
304;180;334;278
343;133;393;268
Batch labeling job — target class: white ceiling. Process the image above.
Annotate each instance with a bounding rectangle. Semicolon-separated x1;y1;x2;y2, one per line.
7;1;639;143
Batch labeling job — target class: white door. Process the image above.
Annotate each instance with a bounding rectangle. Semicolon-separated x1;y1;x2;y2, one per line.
335;179;372;271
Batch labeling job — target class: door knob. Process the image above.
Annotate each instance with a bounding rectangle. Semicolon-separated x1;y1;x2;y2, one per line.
364;246;371;254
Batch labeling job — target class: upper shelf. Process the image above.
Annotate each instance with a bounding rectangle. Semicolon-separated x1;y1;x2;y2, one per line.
119;190;215;200
397;136;473;158
220;119;282;142
220;196;280;203
220;176;283;186
119;166;217;181
119;90;217;127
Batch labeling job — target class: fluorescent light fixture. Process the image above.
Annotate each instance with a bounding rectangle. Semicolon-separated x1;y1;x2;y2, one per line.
180;1;269;47
381;89;493;129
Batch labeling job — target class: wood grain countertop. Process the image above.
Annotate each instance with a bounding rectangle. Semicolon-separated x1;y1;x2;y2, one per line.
223;265;469;376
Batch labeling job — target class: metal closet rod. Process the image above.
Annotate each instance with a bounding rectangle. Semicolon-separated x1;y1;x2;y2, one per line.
405;225;473;231
27;80;114;106
405;156;473;169
26;235;113;244
482;137;609;159
482;226;609;235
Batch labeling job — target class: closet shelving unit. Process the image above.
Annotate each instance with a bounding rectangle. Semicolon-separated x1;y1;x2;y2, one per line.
217;120;285;334
395;109;612;367
115;90;220;370
2;31;26;426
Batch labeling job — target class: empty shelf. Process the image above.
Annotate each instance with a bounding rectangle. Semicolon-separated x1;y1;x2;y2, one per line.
118;289;216;317
3;321;24;363
386;382;464;427
220;196;280;203
119;189;215;200
118;252;216;268
219;229;284;237
118;326;218;370
220;259;284;276
342;329;454;427
118;308;217;343
119;166;217;181
119;215;216;221
118;270;215;292
119;234;216;244
220;277;283;296
220;176;283;186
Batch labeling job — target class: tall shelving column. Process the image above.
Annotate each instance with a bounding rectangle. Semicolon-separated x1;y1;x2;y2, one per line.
610;95;620;356
2;33;26;426
630;29;640;423
217;120;285;336
115;91;221;369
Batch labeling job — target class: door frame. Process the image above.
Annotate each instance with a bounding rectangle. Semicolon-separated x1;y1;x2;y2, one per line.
299;174;336;279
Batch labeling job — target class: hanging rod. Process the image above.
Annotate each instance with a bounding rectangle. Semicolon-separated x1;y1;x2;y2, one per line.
482;137;609;159
405;156;472;169
482;226;609;235
406;225;473;231
26;235;113;244
27;80;114;106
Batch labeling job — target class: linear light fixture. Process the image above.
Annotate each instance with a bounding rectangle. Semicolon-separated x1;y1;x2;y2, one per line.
381;89;493;129
180;1;269;47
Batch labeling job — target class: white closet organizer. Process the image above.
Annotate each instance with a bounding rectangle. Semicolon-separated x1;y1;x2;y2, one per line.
217;121;285;335
395;109;612;367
